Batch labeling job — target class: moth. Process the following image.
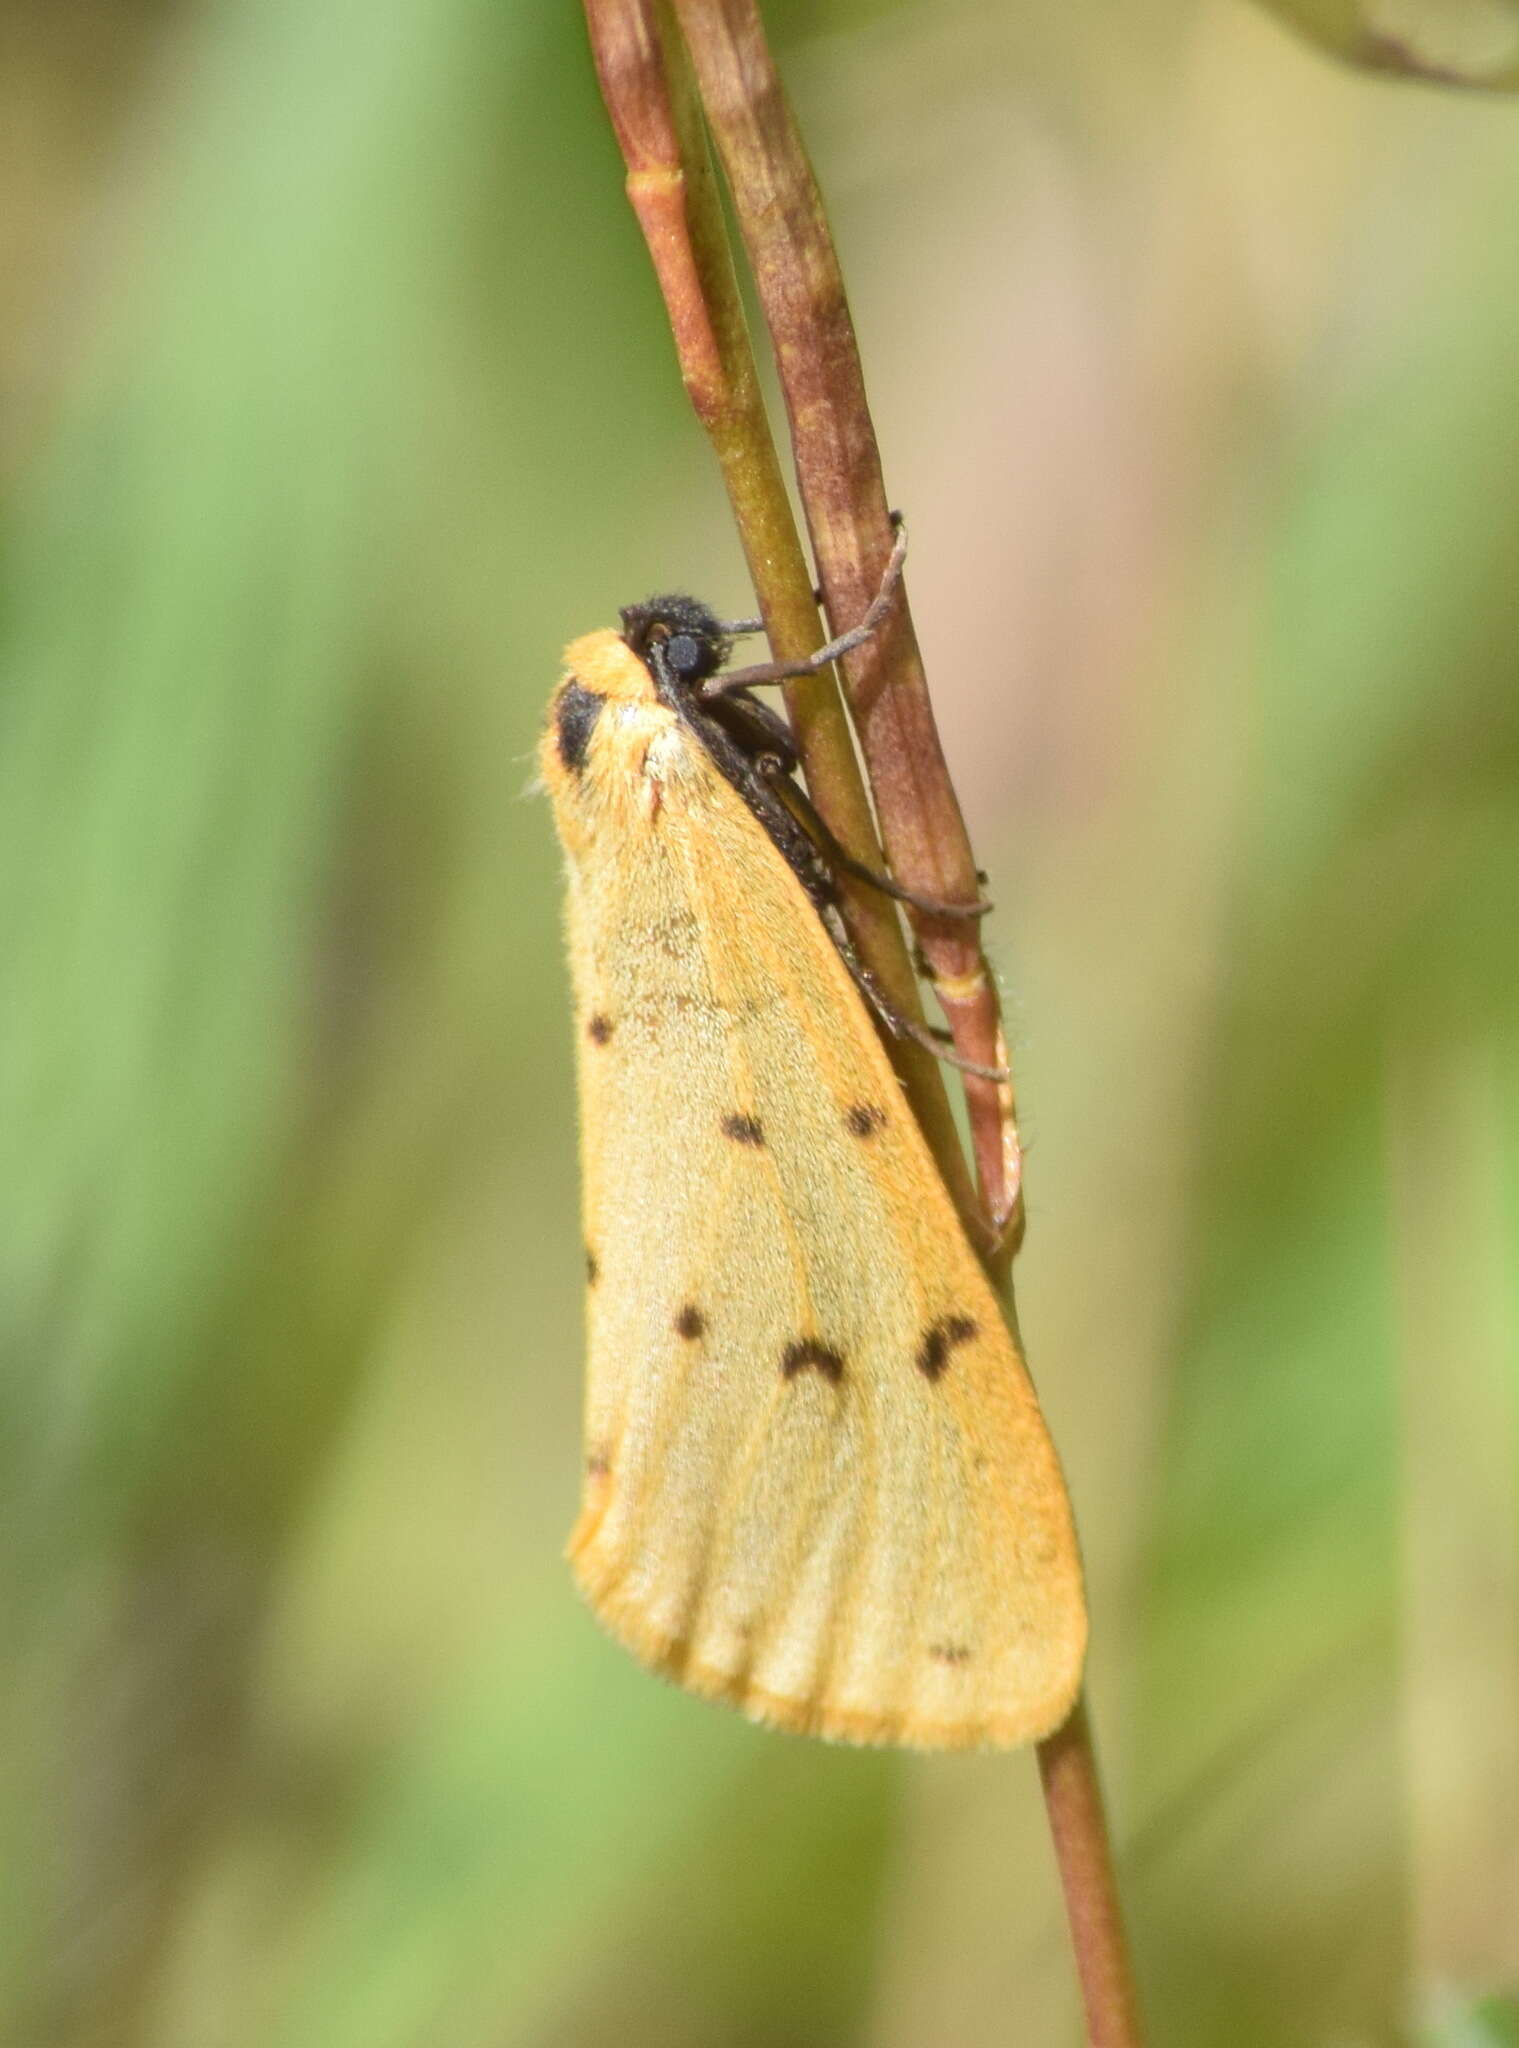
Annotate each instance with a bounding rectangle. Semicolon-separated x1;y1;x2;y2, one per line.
541;534;1086;1748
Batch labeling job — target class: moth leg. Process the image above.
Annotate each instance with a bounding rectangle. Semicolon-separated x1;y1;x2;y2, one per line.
696;677;989;921
703;514;908;696
684;699;841;911
677;671;1007;1082
703;688;798;773
821;904;1009;1084
760;763;991;920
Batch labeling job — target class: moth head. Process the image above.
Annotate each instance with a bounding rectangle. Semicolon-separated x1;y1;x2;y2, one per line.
620;594;732;691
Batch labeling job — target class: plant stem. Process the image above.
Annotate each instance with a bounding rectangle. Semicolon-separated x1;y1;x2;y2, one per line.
583;0;980;1236
1038;1697;1146;2048
668;0;1025;1262
582;5;1143;2041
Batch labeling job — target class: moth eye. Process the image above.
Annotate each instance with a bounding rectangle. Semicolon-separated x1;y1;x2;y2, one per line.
667;632;703;677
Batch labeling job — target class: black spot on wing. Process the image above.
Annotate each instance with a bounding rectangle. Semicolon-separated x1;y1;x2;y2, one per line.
916;1314;979;1382
675;1303;707;1340
929;1642;972;1666
781;1339;845;1385
585;1247;599;1286
586;1447;611;1478
555;680;603;775
587;1013;613;1045
721;1113;765;1146
845;1103;887;1138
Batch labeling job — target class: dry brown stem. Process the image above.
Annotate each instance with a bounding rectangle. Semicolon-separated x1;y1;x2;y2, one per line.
584;0;981;1236
668;0;1024;1254
1038;1697;1147;2047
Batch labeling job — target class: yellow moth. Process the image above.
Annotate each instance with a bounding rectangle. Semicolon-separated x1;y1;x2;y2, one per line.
541;550;1086;1749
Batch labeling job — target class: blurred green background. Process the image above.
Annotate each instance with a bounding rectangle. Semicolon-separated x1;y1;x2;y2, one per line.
3;2;1518;2043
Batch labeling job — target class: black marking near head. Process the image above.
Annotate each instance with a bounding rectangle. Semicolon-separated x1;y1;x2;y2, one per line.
587;1014;614;1046
675;1303;707;1341
917;1314;979;1382
586;1248;599;1286
555;680;603;775
781;1339;845;1385
620;594;732;686
845;1103;887;1139
721;1113;765;1146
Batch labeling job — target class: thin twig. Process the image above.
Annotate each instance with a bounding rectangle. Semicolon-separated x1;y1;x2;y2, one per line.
582;5;1143;2042
1038;1699;1147;2048
583;0;982;1237
668;0;1024;1261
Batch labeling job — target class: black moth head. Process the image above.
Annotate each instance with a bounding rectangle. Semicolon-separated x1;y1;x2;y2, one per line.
620;593;731;689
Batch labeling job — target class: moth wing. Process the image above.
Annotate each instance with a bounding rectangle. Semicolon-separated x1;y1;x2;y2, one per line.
552;668;1085;1749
